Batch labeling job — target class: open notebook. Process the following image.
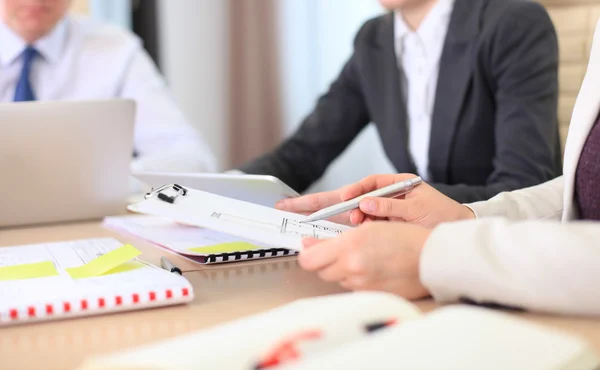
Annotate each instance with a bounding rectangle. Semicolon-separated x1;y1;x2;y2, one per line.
78;292;600;370
104;215;298;264
0;238;193;326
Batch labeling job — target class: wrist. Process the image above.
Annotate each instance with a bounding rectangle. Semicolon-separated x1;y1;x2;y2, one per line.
460;205;476;220
414;228;433;300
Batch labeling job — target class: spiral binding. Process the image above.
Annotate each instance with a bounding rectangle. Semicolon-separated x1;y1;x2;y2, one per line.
206;248;297;264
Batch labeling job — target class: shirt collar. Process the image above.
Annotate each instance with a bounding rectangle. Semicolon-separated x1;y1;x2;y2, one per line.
0;17;68;67
33;18;68;65
0;20;26;67
394;0;455;49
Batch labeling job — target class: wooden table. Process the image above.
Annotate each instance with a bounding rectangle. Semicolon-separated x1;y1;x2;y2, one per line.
1;221;599;370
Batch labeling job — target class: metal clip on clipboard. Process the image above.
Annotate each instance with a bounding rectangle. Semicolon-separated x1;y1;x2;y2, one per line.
144;184;188;204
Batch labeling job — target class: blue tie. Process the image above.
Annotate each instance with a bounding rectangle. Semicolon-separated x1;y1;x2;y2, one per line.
13;46;37;102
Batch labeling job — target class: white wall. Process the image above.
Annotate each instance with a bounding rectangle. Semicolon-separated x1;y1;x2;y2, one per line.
157;0;230;170
277;0;396;193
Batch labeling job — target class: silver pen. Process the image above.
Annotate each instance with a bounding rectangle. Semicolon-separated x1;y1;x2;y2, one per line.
301;177;422;223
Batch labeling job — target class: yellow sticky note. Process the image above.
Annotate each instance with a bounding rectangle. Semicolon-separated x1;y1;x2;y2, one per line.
0;261;59;281
189;242;262;255
66;244;141;279
101;260;145;276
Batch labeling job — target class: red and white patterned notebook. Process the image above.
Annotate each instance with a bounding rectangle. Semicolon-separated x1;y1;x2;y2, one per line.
0;238;193;326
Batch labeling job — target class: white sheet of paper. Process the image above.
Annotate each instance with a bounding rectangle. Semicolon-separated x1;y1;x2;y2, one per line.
103;215;272;256
128;187;352;251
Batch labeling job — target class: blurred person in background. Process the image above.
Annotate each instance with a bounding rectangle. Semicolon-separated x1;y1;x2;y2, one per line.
239;0;562;212
0;0;216;173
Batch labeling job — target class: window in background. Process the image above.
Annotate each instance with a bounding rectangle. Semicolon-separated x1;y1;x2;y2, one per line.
277;0;396;193
89;0;131;30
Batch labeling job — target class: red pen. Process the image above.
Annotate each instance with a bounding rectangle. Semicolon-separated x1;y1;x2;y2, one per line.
254;330;323;370
253;319;398;369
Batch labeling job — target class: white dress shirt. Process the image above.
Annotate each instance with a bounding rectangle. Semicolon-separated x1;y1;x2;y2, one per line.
0;15;217;173
394;0;454;181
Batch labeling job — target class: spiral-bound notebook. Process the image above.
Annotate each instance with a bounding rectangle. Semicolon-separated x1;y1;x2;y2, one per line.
104;215;298;264
0;238;193;326
126;184;351;254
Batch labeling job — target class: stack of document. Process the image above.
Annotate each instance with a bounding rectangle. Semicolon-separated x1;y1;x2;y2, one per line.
104;215;298;264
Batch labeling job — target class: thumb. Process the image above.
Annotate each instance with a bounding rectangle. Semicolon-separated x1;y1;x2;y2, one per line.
359;197;408;219
302;237;322;249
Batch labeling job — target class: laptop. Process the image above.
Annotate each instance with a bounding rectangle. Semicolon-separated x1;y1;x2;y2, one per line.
0;99;136;228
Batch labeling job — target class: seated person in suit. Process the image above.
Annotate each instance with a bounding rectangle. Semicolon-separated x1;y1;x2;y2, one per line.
296;17;600;317
0;0;216;173
238;0;562;208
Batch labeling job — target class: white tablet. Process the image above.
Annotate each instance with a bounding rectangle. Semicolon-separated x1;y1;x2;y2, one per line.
133;172;300;208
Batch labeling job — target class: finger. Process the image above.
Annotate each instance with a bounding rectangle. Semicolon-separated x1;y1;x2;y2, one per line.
350;210;387;225
349;209;365;225
359;197;410;219
340;174;417;201
326;213;354;226
302;237;321;249
315;230;370;285
275;190;340;213
298;238;344;272
316;261;347;283
340;176;395;202
340;280;352;290
338;275;370;291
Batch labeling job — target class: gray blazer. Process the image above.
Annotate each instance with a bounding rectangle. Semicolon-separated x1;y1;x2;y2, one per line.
239;0;562;203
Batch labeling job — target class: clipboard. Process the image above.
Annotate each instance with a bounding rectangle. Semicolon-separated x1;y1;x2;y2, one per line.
127;184;351;255
134;171;300;208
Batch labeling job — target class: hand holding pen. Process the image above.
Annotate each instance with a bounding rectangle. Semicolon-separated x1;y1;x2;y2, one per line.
301;176;422;223
276;175;422;226
277;173;474;229
335;174;475;228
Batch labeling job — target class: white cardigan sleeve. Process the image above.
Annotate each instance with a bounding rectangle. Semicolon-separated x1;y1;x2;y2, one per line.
420;217;600;316
465;176;564;221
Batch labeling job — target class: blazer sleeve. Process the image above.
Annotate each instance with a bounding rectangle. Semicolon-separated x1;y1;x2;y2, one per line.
421;217;600;316
466;176;564;221
429;2;561;204
237;25;372;193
